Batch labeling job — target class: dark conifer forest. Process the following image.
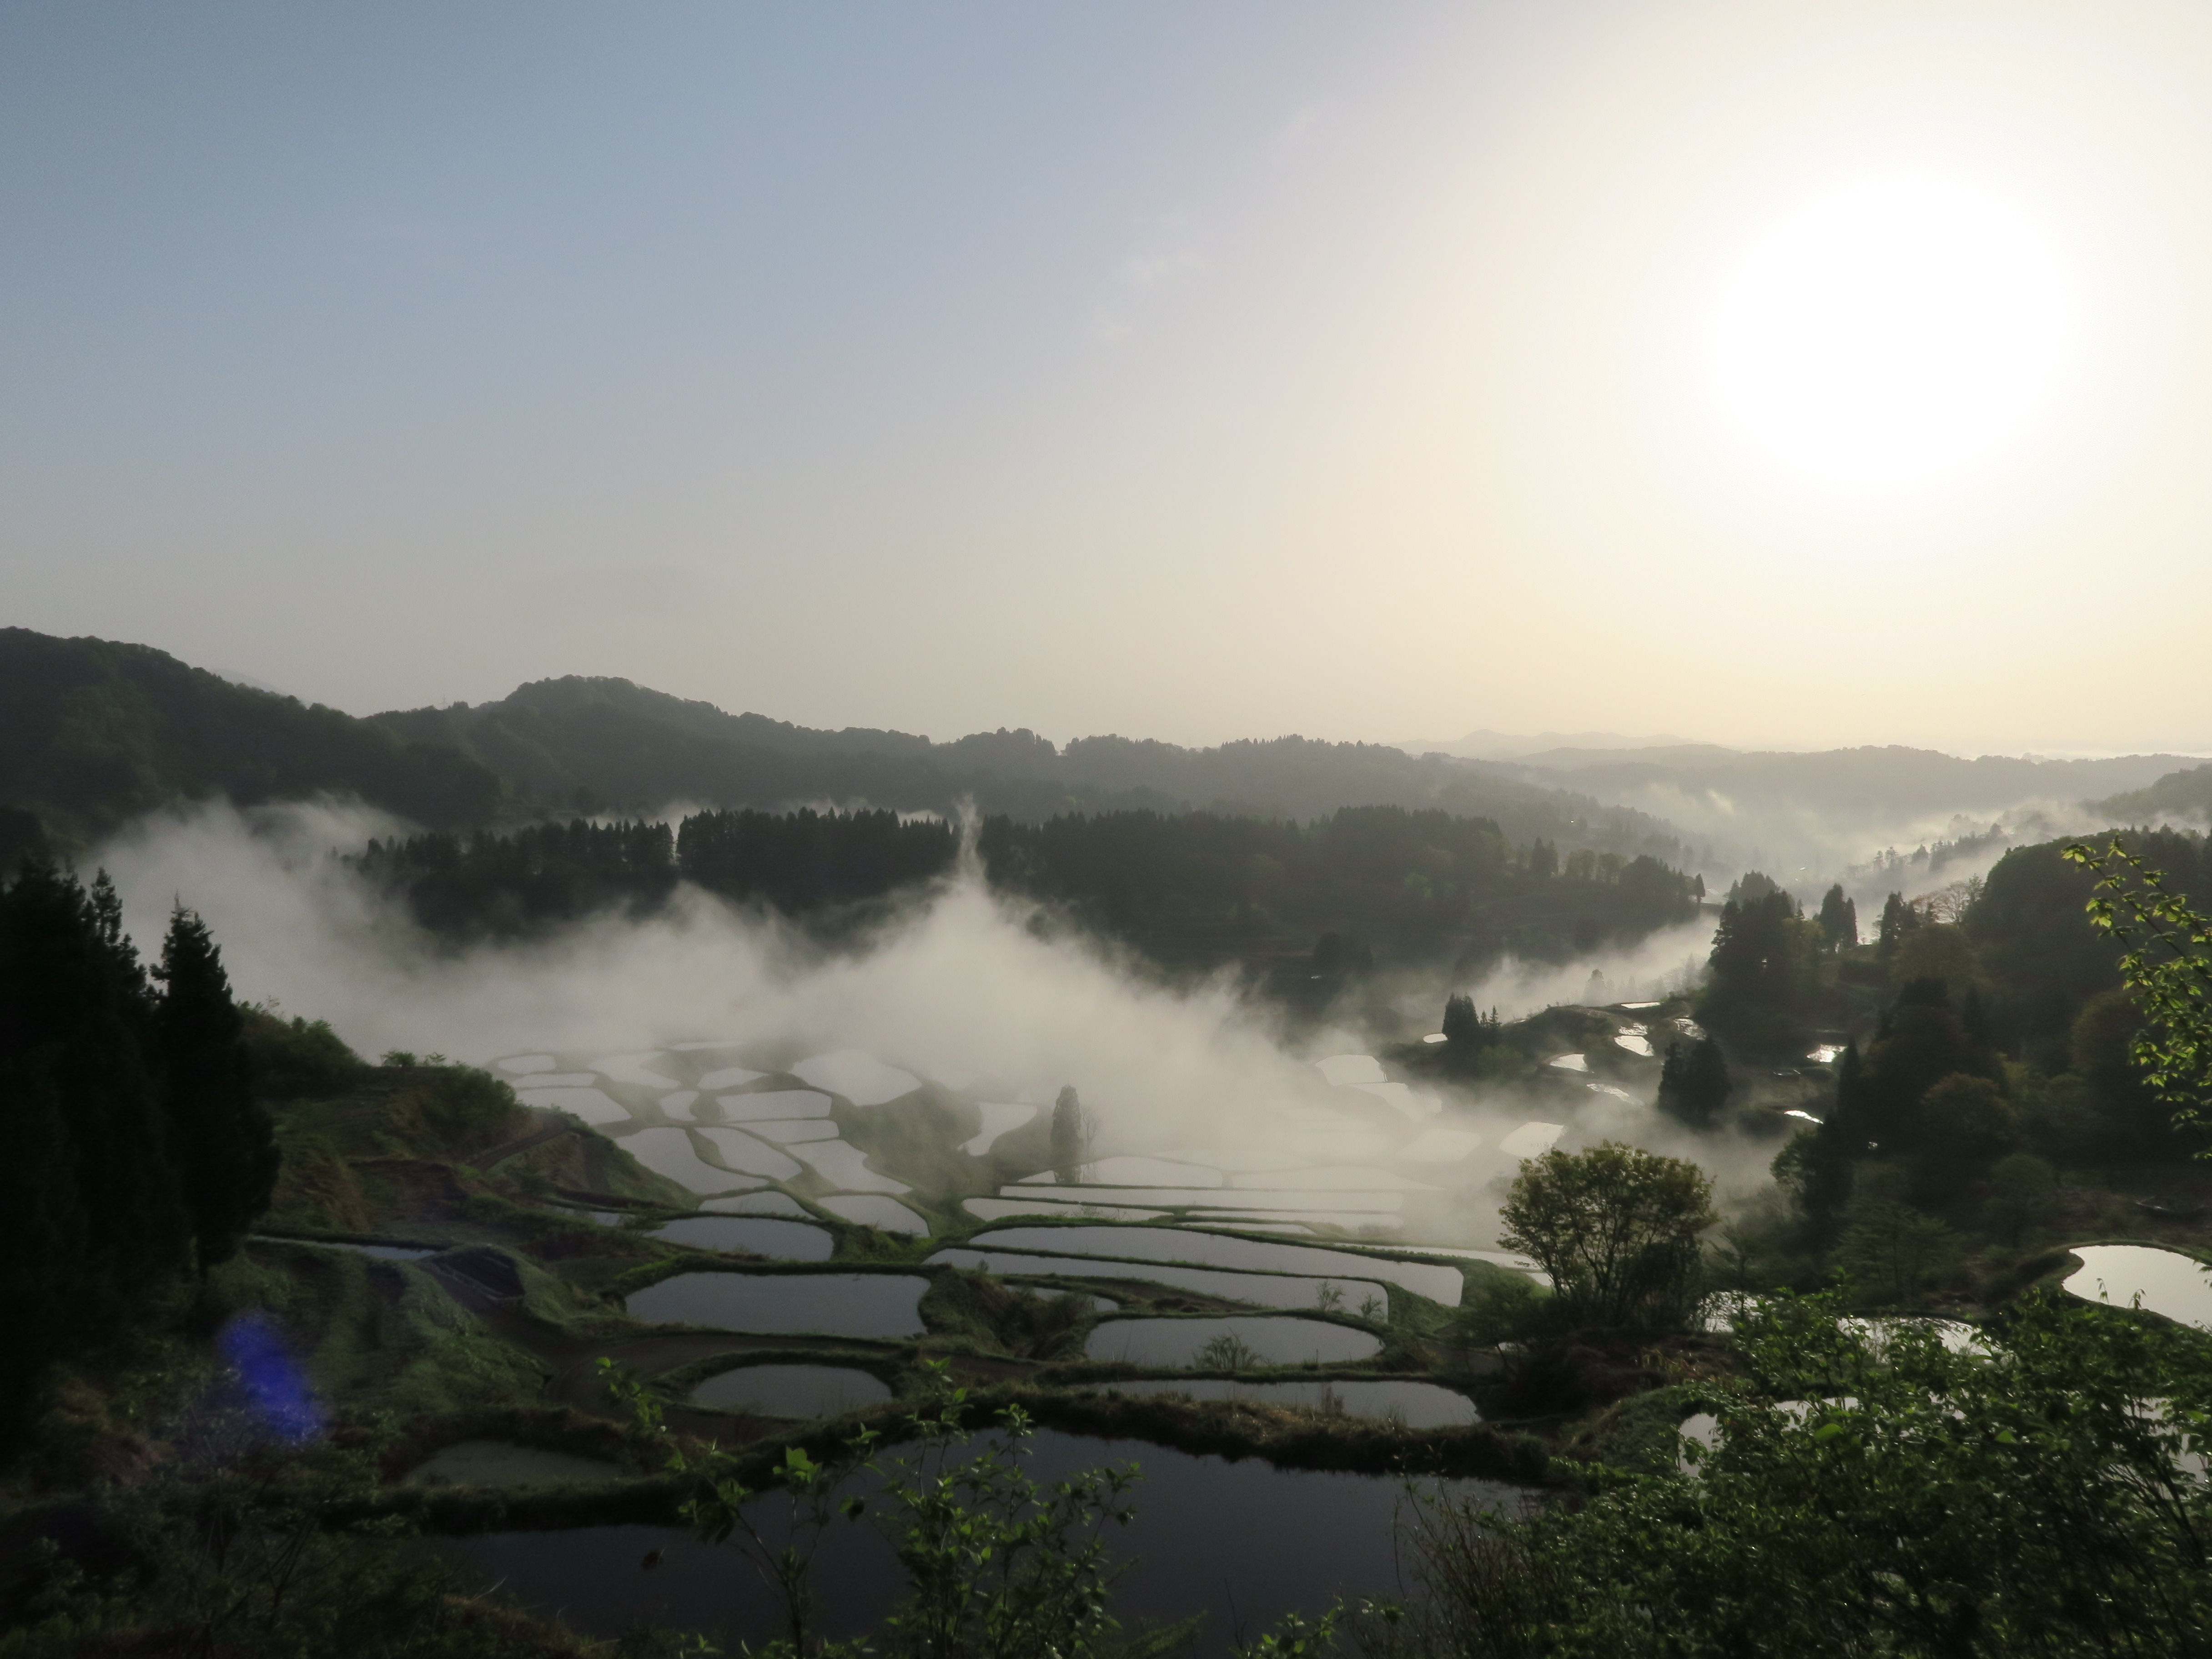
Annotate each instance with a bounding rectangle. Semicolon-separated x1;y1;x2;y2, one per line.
0;866;271;1450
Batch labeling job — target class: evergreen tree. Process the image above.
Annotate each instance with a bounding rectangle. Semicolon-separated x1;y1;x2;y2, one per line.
1816;884;1859;951
1655;1037;1734;1129
1049;1085;1092;1185
1776;1039;1865;1240
1728;871;1783;905
1441;994;1500;1055
1876;891;1920;964
1528;839;1558;879
1860;978;2005;1151
0;865;187;1447
1702;890;1818;1050
0;868;85;1446
157;905;278;1272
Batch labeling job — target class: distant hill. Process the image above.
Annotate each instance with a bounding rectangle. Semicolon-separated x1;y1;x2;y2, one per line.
1495;744;2203;813
2090;761;2212;825
0;632;1700;862
373;675;1700;861
1395;728;1702;760
0;628;507;846
1433;742;2210;882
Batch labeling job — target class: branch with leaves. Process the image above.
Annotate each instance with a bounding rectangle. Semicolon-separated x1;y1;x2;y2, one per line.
2062;835;2212;1144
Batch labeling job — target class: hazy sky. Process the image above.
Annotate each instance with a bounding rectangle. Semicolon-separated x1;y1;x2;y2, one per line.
7;1;2212;754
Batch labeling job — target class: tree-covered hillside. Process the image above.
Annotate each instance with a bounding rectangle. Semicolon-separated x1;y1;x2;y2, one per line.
355;804;1701;986
1500;742;2201;818
0;629;508;844
372;673;1698;859
2090;759;2212;824
0;630;1706;865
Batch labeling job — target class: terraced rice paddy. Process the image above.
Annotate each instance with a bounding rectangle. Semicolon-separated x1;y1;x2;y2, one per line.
646;1216;835;1260
624;1272;929;1337
404;1440;622;1487
964;1226;1465;1302
816;1194;930;1233
1085;1316;1382;1366
2062;1244;2212;1331
616;1127;773;1193
1088;1377;1478;1428
930;1247;1386;1310
688;1362;893;1416
440;1432;1529;1657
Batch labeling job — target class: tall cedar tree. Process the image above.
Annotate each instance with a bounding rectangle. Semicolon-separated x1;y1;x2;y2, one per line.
1816;884;1859;951
1656;1037;1734;1129
0;865;188;1447
1702;890;1817;1049
157;906;277;1272
1876;890;1920;962
1050;1085;1091;1184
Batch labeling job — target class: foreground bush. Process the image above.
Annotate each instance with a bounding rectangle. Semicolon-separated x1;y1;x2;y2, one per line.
1369;1293;2212;1657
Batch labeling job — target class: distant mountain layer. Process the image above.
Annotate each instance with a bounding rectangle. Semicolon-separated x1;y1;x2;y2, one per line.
0;628;507;843
1478;744;2204;817
0;631;1692;861
371;674;1697;860
1397;728;1702;760
2091;762;2212;824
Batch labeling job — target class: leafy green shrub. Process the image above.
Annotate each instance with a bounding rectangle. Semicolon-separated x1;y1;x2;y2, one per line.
1500;1143;1715;1330
241;1006;369;1101
396;1068;526;1156
1381;1293;2212;1657
1455;1273;1551;1347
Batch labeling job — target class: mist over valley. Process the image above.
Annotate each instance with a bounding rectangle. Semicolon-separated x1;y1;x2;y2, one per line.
11;5;2212;1649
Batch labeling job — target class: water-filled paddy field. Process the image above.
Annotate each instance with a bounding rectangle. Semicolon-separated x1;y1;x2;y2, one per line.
624;1272;929;1337
929;1247;1388;1311
439;1429;1528;1657
962;1225;1467;1302
1086;1315;1383;1366
2062;1244;2212;1331
688;1362;893;1416
404;1440;623;1487
1088;1377;1480;1428
645;1217;834;1260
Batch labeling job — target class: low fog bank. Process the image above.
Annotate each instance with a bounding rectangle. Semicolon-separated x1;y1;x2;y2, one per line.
1574;780;2145;900
1457;916;1714;1022
90;800;1781;1232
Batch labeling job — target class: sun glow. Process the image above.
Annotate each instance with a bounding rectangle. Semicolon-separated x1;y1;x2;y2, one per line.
1708;177;2069;484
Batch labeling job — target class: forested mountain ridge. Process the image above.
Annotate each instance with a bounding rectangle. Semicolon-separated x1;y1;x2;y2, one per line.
2090;759;2212;824
372;673;1699;860
0;629;1690;861
1483;742;2202;817
0;628;508;844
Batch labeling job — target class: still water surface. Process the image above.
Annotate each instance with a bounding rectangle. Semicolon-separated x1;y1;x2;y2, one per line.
441;1429;1526;1656
1090;1377;1478;1428
405;1440;622;1487
646;1217;834;1260
1086;1316;1381;1366
968;1226;1463;1303
689;1363;893;1416
2062;1244;2212;1331
625;1272;927;1337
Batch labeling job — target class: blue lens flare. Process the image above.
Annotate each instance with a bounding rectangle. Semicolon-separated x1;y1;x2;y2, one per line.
217;1312;325;1443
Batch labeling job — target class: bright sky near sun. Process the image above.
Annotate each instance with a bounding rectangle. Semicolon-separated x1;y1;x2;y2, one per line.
4;0;2211;754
